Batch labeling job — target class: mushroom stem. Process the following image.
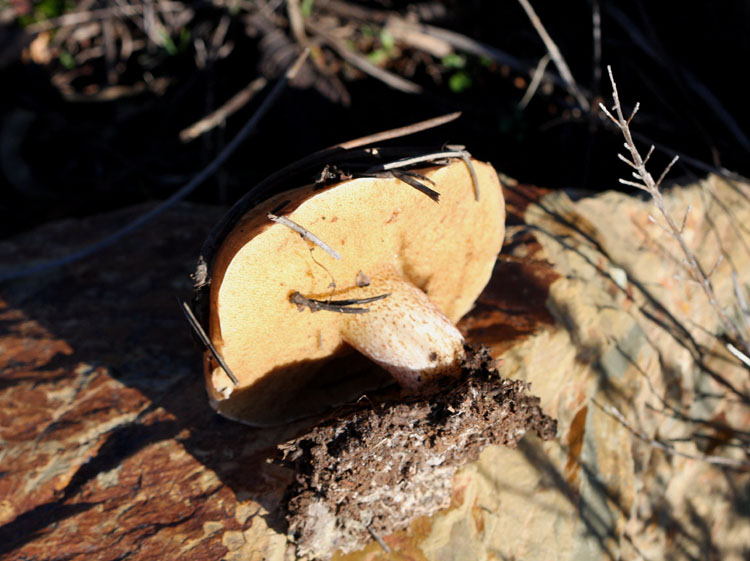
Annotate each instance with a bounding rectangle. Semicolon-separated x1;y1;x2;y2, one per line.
338;268;465;391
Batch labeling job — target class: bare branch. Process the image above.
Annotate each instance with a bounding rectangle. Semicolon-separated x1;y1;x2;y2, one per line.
286;0;308;46
619;178;648;190
679;205;692;234
626;101;640;125
516;0;590;111
642;145;655;166
337;112;461;150
519;53;551;110
617;153;637;168
655;155;680;189
707;254;724;278
459;150;481;201
385;17;583;95
388;170;440;202
370;151;468;172
602;65;750;359
307;20;421;94
27;1;186;32
360;148;481;201
179;76;268;142
598;103;618;124
647;213;673;235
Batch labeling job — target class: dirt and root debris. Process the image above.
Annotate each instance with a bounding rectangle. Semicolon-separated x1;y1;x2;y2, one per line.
280;346;557;559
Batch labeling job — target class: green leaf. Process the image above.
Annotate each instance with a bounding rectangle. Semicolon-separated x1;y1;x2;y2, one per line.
379;29;395;53
161;31;177;56
18;0;73;26
301;0;314;18
442;53;466;69
37;0;68;19
367;48;389;66
178;27;191;51
59;50;76;69
449;71;472;93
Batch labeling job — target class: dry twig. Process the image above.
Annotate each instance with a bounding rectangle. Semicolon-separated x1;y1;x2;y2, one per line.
307;20;422;94
599;65;750;364
179;77;268;142
516;0;590;111
385;17;579;96
518;53;550;110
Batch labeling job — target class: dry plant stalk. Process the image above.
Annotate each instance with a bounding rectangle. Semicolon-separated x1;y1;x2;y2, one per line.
599;65;750;365
516;0;590;111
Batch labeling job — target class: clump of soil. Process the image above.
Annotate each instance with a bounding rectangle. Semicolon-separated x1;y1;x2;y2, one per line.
280;346;557;559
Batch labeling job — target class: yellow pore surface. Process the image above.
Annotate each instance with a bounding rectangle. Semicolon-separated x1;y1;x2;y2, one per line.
209;159;505;393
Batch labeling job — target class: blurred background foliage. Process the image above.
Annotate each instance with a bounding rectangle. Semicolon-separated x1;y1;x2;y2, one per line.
0;0;748;238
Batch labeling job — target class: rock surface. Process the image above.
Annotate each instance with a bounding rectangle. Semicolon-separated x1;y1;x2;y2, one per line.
1;174;749;561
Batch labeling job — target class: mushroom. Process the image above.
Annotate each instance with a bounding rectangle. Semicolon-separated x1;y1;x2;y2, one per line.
202;158;505;425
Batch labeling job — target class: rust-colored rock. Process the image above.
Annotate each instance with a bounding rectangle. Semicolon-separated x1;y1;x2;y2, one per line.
1;173;749;561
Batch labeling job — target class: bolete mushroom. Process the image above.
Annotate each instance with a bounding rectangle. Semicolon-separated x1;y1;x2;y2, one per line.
201;157;505;425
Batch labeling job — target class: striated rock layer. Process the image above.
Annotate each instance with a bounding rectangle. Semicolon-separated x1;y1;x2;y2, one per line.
1;173;748;561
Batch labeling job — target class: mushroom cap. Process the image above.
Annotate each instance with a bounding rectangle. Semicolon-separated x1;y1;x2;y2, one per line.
206;158;505;425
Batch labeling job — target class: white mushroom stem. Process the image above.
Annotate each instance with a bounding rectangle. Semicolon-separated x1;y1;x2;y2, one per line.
338;269;465;391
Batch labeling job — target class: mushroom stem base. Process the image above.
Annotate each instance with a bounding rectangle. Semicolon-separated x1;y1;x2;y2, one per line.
339;271;465;390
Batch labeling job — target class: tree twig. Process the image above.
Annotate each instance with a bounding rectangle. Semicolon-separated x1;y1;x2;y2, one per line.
179;77;268;142
516;0;590;111
384;17;583;96
599;65;750;360
337;112;461;150
306;20;421;94
519;53;550;110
